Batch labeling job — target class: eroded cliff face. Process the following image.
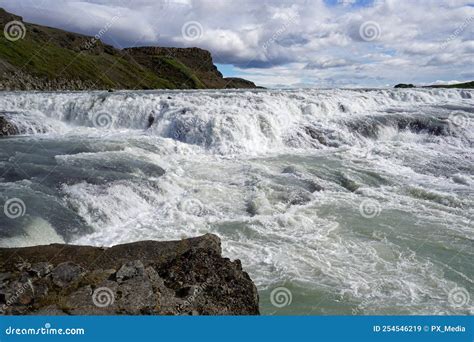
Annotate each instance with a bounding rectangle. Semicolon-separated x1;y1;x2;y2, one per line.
0;234;259;315
0;8;257;90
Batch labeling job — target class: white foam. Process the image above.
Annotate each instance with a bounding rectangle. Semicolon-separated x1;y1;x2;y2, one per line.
0;218;65;248
0;88;472;154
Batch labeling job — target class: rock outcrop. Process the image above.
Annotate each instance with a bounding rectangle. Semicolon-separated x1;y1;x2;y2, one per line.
394;83;415;88
0;234;259;315
223;77;260;89
0;116;17;136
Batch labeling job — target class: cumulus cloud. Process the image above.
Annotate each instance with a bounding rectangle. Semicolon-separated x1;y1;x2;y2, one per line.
305;57;351;69
0;0;472;87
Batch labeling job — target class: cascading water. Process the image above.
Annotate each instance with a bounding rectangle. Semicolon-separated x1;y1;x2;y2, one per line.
0;88;472;315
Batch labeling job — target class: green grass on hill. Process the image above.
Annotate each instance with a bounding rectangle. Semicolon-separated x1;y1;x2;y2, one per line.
0;36;174;89
153;56;206;89
429;81;474;89
0;33;189;89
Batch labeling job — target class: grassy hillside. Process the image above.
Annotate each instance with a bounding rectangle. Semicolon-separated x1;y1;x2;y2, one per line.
394;81;474;89
0;8;256;90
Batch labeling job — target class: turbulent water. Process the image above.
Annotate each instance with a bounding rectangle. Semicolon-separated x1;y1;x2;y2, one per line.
0;88;472;315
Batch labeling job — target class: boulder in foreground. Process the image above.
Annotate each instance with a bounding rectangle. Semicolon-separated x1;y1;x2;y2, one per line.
0;234;259;315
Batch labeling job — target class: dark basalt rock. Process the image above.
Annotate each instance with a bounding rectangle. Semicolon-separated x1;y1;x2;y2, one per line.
286;191;313;205
394;83;415;88
0;234;259;315
337;173;360;192
0;117;18;136
346;114;453;138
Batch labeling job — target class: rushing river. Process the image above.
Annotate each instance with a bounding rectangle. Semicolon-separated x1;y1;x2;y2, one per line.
0;88;472;315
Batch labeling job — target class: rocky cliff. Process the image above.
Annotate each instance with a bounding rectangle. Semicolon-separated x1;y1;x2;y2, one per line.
0;234;260;315
124;47;257;89
0;8;257;90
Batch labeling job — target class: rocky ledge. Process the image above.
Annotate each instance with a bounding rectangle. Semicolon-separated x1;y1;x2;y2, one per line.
0;234;259;315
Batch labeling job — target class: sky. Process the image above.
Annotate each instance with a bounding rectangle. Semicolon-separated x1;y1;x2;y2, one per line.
0;0;473;88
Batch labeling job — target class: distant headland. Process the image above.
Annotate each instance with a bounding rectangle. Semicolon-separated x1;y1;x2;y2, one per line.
394;81;473;89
